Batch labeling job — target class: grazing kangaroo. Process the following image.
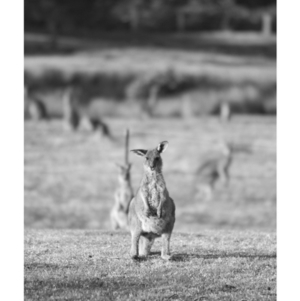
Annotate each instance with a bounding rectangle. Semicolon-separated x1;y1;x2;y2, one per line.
196;142;233;201
24;86;48;121
196;142;251;201
62;87;112;138
27;98;47;121
128;141;176;260
110;129;134;230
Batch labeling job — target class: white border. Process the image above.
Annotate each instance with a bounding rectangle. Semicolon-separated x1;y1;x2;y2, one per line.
277;0;300;300
0;0;24;300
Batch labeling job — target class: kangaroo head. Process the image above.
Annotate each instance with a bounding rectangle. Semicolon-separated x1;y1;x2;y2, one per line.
131;141;168;172
115;163;131;182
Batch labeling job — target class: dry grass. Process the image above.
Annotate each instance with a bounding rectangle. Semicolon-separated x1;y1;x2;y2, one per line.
24;31;276;301
24;116;276;231
24;229;276;301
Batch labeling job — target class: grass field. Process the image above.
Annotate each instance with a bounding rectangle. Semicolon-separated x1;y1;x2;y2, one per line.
24;229;276;300
24;31;276;300
24;116;276;232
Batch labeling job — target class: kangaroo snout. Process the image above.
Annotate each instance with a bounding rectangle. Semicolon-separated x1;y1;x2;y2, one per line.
147;159;159;171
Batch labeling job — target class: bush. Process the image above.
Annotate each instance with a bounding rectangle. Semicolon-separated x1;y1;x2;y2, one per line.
25;0;276;33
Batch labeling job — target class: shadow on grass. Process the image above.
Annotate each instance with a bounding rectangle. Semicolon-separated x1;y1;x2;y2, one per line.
145;249;276;262
171;252;276;262
24;277;105;290
25;263;75;270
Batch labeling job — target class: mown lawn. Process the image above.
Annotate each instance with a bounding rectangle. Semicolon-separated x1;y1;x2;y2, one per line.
24;229;276;301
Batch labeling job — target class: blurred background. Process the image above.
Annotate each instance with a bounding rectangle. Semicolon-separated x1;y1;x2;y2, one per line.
24;0;276;232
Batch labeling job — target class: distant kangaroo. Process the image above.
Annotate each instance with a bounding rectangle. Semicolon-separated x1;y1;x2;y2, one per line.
24;86;48;121
62;87;111;138
195;142;233;201
128;141;176;260
195;142;250;201
110;163;134;230
110;130;134;230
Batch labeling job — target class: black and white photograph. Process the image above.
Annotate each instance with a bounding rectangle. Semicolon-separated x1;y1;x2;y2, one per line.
21;0;280;299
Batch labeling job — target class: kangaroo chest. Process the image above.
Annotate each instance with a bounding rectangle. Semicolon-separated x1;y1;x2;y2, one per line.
142;177;166;210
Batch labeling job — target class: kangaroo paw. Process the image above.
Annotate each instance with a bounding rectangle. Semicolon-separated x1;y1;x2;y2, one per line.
130;252;139;260
161;254;172;261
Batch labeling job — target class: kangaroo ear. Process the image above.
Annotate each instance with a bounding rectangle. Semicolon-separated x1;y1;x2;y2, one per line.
131;149;147;157
157;141;168;153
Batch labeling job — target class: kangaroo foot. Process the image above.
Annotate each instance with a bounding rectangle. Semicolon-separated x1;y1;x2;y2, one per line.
161;254;172;261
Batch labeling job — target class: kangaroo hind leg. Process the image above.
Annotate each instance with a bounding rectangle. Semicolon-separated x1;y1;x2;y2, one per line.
139;235;154;258
161;232;172;261
130;229;141;260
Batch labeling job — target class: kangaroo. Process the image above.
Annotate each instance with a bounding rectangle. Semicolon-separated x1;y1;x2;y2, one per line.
110;163;134;230
110;129;134;230
27;98;48;121
24;86;48;121
62;86;112;138
128;141;176;260
196;142;233;201
195;142;251;201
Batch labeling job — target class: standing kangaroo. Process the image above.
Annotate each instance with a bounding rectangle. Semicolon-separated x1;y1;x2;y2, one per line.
110;163;134;230
128;141;176;260
110;130;134;230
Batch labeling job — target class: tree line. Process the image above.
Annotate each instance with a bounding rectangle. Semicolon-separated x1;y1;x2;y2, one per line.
25;0;276;36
